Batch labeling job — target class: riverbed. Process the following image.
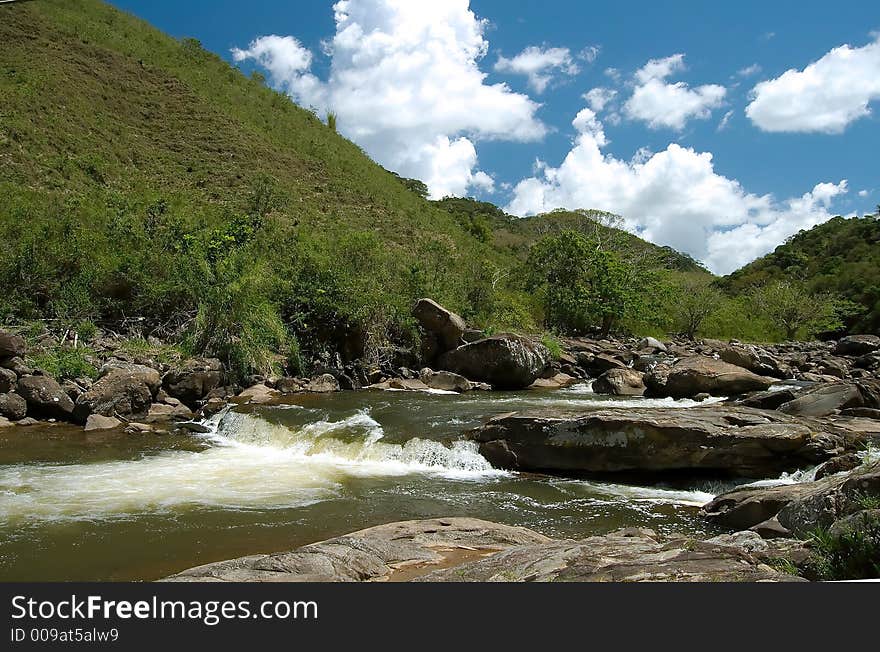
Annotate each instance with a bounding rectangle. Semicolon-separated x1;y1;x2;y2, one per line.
0;385;748;581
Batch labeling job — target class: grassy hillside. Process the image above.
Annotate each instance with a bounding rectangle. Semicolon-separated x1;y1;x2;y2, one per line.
723;215;880;334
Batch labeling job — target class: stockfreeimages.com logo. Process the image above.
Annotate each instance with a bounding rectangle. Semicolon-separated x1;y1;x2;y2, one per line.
11;595;318;627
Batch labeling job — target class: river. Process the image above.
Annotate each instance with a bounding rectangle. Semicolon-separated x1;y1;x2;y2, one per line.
1;384;758;581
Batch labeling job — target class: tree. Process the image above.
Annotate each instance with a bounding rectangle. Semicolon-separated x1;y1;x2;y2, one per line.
749;280;849;340
672;276;723;339
526;230;658;336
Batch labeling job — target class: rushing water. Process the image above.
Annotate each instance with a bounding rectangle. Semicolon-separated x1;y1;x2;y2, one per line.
0;385;753;581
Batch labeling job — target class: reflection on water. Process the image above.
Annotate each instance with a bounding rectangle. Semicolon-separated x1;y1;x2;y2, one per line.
0;386;750;581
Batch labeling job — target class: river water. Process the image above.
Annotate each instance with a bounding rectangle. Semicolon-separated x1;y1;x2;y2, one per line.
1;384;754;581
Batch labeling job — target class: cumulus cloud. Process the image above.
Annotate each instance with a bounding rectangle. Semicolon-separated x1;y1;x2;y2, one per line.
506;108;847;274
583;87;617;112
859;189;870;197
623;54;726;130
746;36;880;133
232;0;546;198
494;45;580;93
736;64;762;77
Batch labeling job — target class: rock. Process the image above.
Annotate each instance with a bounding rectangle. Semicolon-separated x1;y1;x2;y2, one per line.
737;387;800;410
777;460;880;537
73;367;159;423
177;421;213;434
0;417;12;429
162;358;223;406
0;392;27;420
778;382;863;417
2;357;32;376
583;353;629;376
275;377;306;394
15;417;39;427
662;356;775;399
84;414;123;431
437;335;550;390
163;518;800;583
720;345;762;372
412;298;467;354
814;453;863;480
388;378;431;391
236;384;280;404
0;368;17;393
16;375;75;420
419;369;473;392
702;482;831;530
638;337;667;353
305;373;340;393
749;517;792;539
0;329;26;359
469;406;845;476
124;422;153;434
144;402;194;423
840;407;880;419
828;509;880;538
592;368;645;396
833;335;880;357
99;362;161;393
529;373;578;390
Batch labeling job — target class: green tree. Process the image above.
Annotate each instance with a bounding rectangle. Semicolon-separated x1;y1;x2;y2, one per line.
672;275;723;339
749;280;852;340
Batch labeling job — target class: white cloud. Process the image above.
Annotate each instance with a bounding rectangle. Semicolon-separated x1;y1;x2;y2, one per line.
232;0;546;199
579;45;600;63
584;87;617;112
623;54;727;130
717;110;734;131
506;108;847;274
737;64;762;77
746;36;880;133
494;46;579;93
859;189;870;197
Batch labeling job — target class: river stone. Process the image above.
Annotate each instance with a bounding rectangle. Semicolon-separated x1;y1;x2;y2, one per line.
417;369;467;392
702;481;833;530
73;366;159;423
412;298;467;354
162;518;800;583
144;402;194;423
437;335;550;390
833;335;880;357
236;384;280;404
388;378;430;391
0;368;17;393
662;356;775;398
468;406;847;476
778;382;863;417
0;329;26;359
16;375;75;420
305;374;340;393
0;392;27;420
162;358;223;406
591;368;645;396
1;357;32;376
84;414;123;431
720;345;762;373
638;337;667;353
163;518;551;582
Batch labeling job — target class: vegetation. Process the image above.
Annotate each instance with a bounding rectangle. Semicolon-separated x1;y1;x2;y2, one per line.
747;280;855;340
0;1;876;384
806;515;880;581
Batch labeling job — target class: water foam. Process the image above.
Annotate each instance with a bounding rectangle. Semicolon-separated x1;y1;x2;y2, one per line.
0;409;502;524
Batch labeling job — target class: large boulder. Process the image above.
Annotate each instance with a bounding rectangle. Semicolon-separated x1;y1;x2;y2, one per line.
468;406;851;476
0;392;27;420
163;518;800;583
412;299;467;354
73;365;159;422
162;358;223;406
0;329;26;359
592;368;646;396
662;356;775;398
16;375;75;420
0;368;17;393
419;368;472;393
833;335;880;357
437;335;550;390
778;382;863;417
720;345;762;373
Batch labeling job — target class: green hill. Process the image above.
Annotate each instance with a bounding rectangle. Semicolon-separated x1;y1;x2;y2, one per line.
723;215;880;334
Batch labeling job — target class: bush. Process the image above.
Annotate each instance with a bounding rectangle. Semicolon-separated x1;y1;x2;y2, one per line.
807;514;880;580
541;332;563;360
30;347;98;380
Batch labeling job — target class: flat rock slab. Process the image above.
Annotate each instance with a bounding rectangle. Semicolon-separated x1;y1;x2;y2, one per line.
163;519;801;583
468;406;852;476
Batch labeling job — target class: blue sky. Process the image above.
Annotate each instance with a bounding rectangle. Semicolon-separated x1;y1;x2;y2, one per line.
108;0;880;273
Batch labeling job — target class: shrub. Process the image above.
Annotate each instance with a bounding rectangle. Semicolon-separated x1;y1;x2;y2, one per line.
30;347;98;380
807;515;880;580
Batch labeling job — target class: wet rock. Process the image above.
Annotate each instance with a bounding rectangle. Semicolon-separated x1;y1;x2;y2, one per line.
412;298;467;355
274;377;306;394
591;368;645;396
73;366;159;423
702;482;830;530
469;406;844;476
737;387;800;410
662;356;775;399
0;416;12;429
16;375;75;420
529;373;578;390
0;392;27;421
833;335;880;357
0;329;26;359
388;378;430;391
162;358;223;406
437;335;550;390
144;402;194;423
14;417;39;427
84;414;123;431
840;407;880;419
236;384;280;404
814;453;863;480
163;518;800;583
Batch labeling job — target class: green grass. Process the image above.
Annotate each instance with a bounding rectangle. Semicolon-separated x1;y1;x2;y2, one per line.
29;347;98;380
806;516;880;580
